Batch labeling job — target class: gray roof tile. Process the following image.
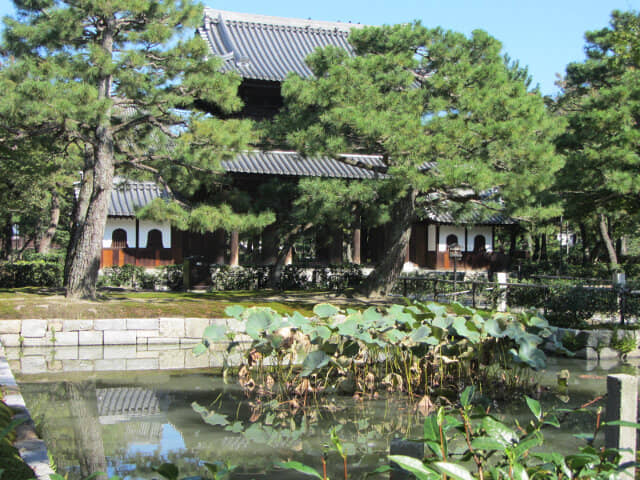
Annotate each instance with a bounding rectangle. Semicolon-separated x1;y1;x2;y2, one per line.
109;178;170;217
221;151;386;179
199;9;362;82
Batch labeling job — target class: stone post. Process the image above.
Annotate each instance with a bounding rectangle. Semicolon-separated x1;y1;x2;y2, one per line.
352;227;361;265
605;374;637;478
390;438;424;480
496;272;508;312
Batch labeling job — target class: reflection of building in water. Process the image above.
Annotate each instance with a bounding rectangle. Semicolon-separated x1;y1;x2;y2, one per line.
96;387;166;428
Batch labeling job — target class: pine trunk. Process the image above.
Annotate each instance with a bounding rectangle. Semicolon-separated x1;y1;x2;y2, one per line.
65;161;93;286
360;190;416;297
38;188;60;254
65;21;114;299
599;213;618;267
65;139;114;298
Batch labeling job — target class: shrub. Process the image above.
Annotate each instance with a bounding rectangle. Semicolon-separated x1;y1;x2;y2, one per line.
0;261;63;288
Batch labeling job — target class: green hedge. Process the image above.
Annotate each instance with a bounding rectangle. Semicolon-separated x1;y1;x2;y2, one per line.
0;261;63;288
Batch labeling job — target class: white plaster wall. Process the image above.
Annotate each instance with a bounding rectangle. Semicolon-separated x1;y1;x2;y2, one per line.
437;226;466;252
139;220;171;248
103;218;136;248
468;226;493;253
427;224;437;251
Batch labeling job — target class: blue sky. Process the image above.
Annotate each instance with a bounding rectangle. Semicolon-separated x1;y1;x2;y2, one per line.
1;0;639;96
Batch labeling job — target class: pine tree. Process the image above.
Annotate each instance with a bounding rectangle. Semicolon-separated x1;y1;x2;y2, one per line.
278;23;564;296
1;0;257;297
556;10;640;269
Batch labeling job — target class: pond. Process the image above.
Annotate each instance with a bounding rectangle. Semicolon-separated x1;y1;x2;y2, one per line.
11;346;640;480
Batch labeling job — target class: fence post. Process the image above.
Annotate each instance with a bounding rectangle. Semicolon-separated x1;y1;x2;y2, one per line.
613;272;627;325
496;272;508;312
433;279;438;302
403;278;408;297
472;281;477;309
605;374;637;478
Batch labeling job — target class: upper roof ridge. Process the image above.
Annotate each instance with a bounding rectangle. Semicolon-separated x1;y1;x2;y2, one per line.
203;8;365;33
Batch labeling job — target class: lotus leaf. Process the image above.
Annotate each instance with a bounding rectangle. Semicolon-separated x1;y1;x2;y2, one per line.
224;305;245;319
300;350;331;376
313;303;339;318
203;324;227;343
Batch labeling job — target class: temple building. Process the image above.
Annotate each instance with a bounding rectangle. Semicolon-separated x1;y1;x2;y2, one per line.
101;10;516;271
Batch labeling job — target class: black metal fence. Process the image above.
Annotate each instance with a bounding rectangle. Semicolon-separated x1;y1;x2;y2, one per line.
395;274;640;326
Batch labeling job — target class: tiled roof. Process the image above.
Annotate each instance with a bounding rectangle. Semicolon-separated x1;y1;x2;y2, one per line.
198;9;362;82
109;178;170;217
221;151;386;179
426;210;515;225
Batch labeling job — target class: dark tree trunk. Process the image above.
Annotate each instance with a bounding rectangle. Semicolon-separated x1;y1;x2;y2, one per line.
65;382;107;480
359;190;416;298
508;228;517;256
540;234;547;261
599;213;618;267
0;222;12;260
38;188;61;254
268;223;313;288
579;222;590;265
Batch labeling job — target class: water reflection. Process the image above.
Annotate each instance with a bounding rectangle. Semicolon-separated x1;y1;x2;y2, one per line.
13;348;640;480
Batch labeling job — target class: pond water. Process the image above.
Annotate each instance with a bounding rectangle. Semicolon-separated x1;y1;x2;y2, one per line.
11;346;640;480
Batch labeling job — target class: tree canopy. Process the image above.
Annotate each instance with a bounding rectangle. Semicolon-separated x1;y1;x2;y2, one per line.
275;23;564;295
0;0;268;297
555;10;640;268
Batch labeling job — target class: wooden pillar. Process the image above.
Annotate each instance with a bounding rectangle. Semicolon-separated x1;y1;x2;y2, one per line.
352;228;361;265
135;219;139;266
230;231;239;266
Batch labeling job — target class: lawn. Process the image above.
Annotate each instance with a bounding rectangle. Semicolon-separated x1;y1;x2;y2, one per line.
0;288;379;319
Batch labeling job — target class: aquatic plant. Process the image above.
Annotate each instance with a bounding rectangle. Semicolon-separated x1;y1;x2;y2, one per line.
193;301;558;404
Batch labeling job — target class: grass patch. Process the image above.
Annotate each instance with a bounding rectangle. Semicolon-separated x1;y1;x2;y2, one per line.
0;288;369;319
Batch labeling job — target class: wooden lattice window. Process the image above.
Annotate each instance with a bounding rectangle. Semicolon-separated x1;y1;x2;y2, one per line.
112;229;128;248
146;229;164;249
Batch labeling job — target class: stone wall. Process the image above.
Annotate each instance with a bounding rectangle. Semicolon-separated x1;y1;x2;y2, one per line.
4;343;246;375
545;327;640;360
0;317;244;348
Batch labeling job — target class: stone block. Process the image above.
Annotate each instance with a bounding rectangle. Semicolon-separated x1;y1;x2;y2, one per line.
4;347;21;360
22;337;53;347
62;319;94;331
137;337;148;346
21;356;46;374
51;346;79;360
8;360;20;371
134;350;160;359
95;359;126;371
78;346;104;360
598;347;618;360
62;360;94;372
104;330;137;345
179;337;200;345
0;334;21;347
159;318;185;337
21;319;48;338
103;345;138;359
0;320;21;334
185;352;210;368
185;318;210;339
79;330;103;345
159;350;185;370
127;318;159;330
135;329;160;339
52;331;79;346
126;358;159;370
47;360;63;371
94;319;126;331
208;352;226;368
148;337;180;348
48;320;63;332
